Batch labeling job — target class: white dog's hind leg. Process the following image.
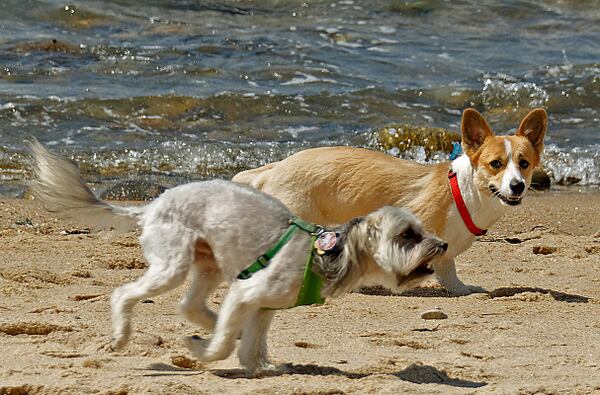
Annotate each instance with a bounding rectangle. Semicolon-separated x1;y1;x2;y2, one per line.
111;227;193;350
185;282;257;363
110;265;189;349
237;309;276;374
180;264;222;331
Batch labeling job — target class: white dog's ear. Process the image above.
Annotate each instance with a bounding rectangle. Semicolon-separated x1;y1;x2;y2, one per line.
366;215;381;241
366;214;398;273
461;108;493;160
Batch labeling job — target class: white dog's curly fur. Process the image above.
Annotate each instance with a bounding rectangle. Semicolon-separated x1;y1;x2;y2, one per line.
28;140;448;374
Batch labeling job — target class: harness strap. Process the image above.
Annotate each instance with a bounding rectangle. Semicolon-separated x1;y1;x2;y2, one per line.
295;233;325;306
237;217;322;281
237;221;301;280
237;217;326;307
290;217;319;233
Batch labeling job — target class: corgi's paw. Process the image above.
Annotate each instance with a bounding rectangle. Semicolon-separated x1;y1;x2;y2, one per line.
446;284;487;296
467;285;487;294
445;283;473;296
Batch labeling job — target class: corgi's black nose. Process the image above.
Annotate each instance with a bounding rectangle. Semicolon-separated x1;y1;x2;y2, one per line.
440;242;448;251
510;180;525;195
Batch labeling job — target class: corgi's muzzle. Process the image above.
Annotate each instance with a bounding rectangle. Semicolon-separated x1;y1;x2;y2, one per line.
489;184;523;206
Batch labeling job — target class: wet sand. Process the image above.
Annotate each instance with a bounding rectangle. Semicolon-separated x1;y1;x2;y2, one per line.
1;190;600;394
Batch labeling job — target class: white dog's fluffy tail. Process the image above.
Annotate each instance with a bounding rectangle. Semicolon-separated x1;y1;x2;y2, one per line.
28;139;144;230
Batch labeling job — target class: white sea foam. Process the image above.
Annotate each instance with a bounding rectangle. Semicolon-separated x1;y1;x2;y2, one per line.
543;144;600;186
281;72;337;86
367;46;391;53
481;75;549;108
283;126;319;138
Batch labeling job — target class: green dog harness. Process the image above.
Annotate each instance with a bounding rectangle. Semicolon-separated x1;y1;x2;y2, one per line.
237;217;326;308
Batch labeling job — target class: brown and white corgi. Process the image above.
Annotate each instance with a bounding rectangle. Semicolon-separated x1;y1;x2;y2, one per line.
233;108;547;295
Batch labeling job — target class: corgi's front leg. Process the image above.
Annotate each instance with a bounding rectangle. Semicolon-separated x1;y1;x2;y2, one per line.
433;258;485;296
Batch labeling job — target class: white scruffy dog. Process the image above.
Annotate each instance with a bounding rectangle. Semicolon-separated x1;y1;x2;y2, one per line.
29;140;448;374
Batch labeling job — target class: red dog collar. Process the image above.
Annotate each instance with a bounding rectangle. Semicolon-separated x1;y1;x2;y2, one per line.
448;171;487;236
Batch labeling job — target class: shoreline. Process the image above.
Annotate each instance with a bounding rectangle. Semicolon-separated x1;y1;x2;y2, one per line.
1;178;599;201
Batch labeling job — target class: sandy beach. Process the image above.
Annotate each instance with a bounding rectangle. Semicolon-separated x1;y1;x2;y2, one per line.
1;190;600;394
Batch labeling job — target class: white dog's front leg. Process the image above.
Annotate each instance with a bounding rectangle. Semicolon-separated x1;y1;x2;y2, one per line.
185;283;257;363
237;309;276;374
433;258;474;296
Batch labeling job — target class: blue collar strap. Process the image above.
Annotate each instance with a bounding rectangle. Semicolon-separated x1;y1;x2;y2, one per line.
449;141;462;160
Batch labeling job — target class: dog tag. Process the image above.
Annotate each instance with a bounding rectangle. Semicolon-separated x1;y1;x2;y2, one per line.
315;232;337;253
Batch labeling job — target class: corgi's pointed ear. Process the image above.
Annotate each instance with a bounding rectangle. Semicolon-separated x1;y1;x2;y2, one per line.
516;108;547;157
461;108;494;158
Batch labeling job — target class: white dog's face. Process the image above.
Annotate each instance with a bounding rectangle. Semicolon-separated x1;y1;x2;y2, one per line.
366;206;447;291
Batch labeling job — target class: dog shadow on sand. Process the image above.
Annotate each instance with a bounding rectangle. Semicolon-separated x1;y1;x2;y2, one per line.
138;363;203;377
359;285;590;303
209;363;487;388
141;361;486;388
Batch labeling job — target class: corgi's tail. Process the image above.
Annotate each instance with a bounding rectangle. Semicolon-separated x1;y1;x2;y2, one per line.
27;139;144;230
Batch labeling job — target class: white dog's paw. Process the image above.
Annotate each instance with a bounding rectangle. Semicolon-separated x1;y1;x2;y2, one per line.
184;335;209;360
91;337;117;353
246;361;278;377
109;334;129;351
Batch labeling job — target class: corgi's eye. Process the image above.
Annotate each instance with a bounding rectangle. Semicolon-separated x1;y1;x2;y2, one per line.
519;159;529;169
489;160;502;169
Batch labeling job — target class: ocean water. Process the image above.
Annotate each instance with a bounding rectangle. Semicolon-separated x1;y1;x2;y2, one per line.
0;0;599;197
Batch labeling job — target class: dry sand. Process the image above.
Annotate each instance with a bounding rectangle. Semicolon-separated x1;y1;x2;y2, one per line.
1;190;600;394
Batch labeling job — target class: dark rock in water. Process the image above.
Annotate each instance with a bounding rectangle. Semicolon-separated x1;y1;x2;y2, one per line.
38;5;113;30
68;95;202;122
531;168;551;190
389;0;438;15
557;176;582;186
374;124;460;159
197;45;227;55
13;39;82;54
100;180;167;201
135;117;179;133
